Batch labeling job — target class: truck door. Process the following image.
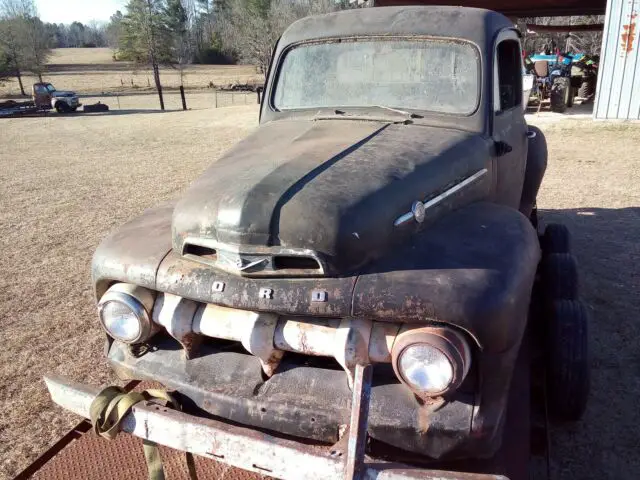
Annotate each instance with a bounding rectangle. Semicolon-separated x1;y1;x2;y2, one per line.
492;31;528;209
33;83;51;108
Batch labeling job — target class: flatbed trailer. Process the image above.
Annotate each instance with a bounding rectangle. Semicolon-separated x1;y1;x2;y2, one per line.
0;100;50;118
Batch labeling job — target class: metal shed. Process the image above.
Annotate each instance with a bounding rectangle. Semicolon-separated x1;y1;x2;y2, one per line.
375;0;640;120
594;0;640;120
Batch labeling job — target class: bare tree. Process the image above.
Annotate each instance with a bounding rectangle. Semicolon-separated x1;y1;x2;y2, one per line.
0;0;50;86
218;0;341;73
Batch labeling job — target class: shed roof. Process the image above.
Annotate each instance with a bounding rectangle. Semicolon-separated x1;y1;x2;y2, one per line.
374;0;607;17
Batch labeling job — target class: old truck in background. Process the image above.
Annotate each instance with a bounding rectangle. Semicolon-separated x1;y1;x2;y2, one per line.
45;6;589;480
0;82;80;117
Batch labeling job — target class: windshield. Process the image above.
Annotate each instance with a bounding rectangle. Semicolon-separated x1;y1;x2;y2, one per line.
45;84;56;93
273;38;480;115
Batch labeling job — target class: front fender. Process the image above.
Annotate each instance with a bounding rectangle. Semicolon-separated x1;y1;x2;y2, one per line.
352;202;540;353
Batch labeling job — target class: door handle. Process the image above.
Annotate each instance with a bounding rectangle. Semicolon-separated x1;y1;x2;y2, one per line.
494;141;513;157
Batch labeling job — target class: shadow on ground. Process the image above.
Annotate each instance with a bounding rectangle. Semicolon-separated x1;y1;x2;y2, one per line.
539;207;640;479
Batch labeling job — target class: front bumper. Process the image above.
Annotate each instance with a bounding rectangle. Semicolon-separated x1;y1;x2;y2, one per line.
44;372;507;480
106;336;479;459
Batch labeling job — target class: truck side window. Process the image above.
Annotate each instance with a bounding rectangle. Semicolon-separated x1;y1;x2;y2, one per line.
495;40;522;111
34;85;47;94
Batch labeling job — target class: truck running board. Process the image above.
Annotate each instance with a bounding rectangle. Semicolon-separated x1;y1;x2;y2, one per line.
44;367;506;480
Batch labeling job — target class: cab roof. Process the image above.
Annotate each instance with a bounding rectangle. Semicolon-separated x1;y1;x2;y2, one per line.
279;6;516;53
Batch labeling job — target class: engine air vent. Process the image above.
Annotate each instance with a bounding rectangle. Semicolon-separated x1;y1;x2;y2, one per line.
273;256;321;271
183;244;217;261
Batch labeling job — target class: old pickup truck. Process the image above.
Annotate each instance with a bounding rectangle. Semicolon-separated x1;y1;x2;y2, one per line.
0;82;80;116
45;6;589;480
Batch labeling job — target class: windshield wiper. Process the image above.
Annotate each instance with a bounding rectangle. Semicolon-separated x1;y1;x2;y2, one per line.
373;105;423;119
333;106;423;119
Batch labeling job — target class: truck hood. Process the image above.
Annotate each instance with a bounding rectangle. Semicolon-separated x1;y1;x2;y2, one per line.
173;119;492;275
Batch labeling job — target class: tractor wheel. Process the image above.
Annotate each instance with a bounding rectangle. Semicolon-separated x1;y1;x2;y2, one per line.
546;299;590;422
578;75;596;102
541;223;571;254
542;253;579;301
550;77;570;113
55;102;70;114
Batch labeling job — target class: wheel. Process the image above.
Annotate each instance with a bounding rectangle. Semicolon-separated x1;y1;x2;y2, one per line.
542;253;579;300
567;87;574;108
55;102;70;113
541;223;571;254
578;75;596;101
546;299;590;422
550;77;570;113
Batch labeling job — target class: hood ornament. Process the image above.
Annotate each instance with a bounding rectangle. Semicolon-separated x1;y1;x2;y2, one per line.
218;251;268;272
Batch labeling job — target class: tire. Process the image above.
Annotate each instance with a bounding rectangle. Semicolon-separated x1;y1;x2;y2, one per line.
546;299;590;422
550;77;570;113
578;75;596;101
541;223;571;254
542;253;579;300
55;102;70;113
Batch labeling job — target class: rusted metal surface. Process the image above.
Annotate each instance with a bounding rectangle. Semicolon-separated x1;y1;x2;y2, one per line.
274;317;340;357
334;319;373;389
148;294;403;383
621;12;637;54
43;374;508;480
390;326;472;399
345;364;373;480
152;293;200;358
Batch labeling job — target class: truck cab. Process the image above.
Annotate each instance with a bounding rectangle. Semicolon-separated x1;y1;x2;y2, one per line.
32;82;81;113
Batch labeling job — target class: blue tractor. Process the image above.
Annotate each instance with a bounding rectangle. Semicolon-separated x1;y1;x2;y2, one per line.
528;52;584;112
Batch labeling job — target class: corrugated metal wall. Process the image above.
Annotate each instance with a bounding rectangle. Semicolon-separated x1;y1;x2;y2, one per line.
594;0;640;119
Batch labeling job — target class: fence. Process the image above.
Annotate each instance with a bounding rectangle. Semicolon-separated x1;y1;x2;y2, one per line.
213;90;260;108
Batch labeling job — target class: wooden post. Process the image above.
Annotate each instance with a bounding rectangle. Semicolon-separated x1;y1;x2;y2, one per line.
180;86;187;111
215;91;218;108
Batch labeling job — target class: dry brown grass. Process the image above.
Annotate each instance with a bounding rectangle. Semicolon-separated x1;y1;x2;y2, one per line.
0;102;639;479
47;47;117;65
0;48;263;97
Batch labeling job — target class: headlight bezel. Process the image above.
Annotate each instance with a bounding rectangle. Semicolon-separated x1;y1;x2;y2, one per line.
391;326;472;399
97;284;156;344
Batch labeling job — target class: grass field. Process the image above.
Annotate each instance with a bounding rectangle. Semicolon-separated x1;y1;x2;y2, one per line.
0;48;263;97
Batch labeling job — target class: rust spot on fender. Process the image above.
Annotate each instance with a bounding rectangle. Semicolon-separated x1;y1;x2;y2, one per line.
621;12;637;54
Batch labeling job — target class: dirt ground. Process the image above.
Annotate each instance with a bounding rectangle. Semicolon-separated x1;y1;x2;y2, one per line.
0;48;263;98
0;99;639;480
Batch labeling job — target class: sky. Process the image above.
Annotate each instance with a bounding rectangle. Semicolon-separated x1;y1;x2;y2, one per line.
36;0;128;24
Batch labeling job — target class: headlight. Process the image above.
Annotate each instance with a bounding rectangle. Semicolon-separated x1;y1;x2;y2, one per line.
98;284;156;344
392;327;471;398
